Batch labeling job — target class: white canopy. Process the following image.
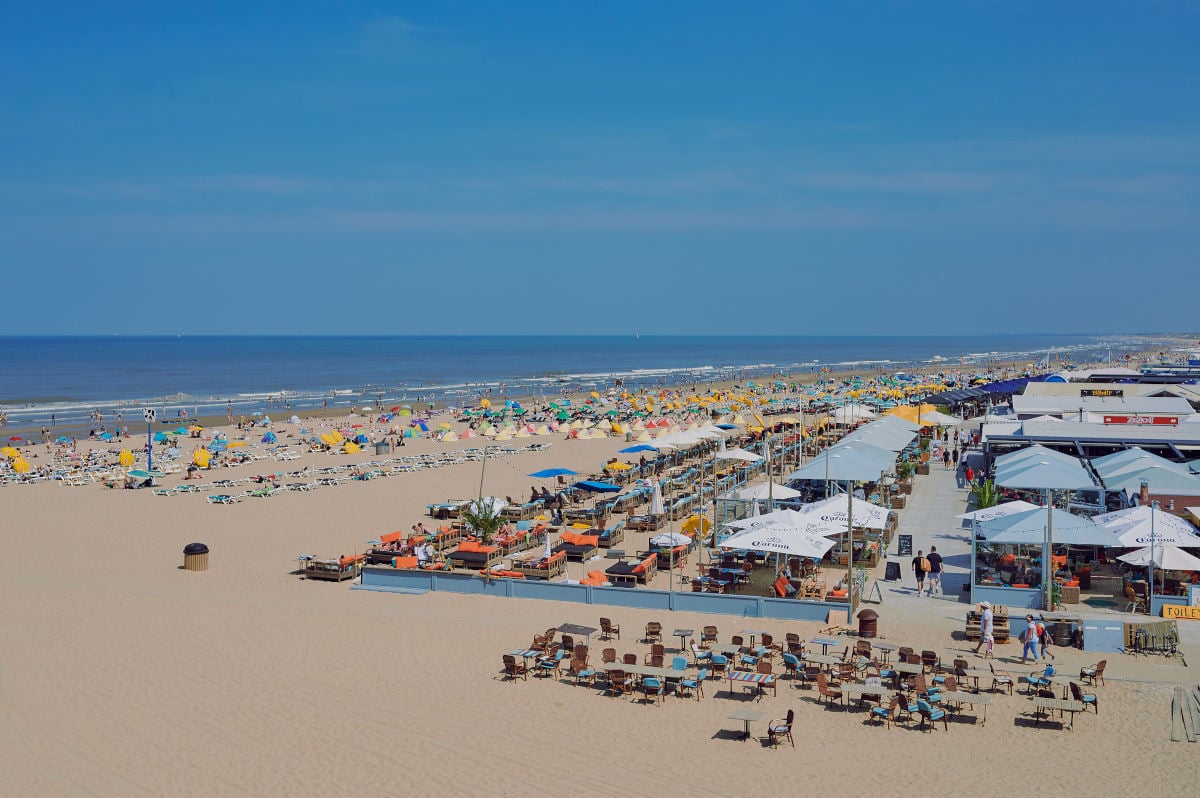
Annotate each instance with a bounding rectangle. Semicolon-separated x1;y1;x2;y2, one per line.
716;447;764;462
719;521;835;559
719;482;803;501
650;532;692;547
957;500;1041;525
794;495;891;533
1117;545;1200;571
1093;505;1200;548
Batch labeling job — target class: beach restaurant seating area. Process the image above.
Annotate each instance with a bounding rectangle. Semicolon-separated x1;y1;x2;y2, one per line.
500;619;1105;738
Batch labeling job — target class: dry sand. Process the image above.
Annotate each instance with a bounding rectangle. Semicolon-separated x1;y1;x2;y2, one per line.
3;413;1199;796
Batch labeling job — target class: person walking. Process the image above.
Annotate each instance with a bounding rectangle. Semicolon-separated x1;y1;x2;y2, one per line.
974;601;994;657
952;448;960;468
1038;622;1056;662
912;549;929;596
926;546;944;596
965;464;975;485
1020;614;1040;664
942;449;951;470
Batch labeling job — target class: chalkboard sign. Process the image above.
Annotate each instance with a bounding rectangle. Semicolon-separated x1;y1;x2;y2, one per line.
884;560;901;581
897;534;913;557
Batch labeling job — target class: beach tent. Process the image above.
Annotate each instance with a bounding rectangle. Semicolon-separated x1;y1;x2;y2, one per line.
261;432;277;443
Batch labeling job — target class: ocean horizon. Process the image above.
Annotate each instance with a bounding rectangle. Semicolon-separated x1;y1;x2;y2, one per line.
0;332;1158;429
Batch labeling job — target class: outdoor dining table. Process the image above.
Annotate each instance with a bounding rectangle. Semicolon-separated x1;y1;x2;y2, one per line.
739;629;767;649
557;623;599;647
939;691;994;725
802;652;842;672
960;669;993;692
840;683;887;711
1032;697;1084;729
673;628;694;652
726;707;763;741
726;670;777;700
510;649;542;664
873;642;898;663
606;663;688;679
892;661;923;688
810;636;843;655
712;643;743;657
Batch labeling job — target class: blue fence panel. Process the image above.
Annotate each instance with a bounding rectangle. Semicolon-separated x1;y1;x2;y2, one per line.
973;585;1042;610
1150;593;1187;617
591;587;672;610
511;580;589;604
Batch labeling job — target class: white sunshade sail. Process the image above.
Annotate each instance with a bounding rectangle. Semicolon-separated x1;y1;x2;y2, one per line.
1117;545;1200;571
957;500;1041;526
719;481;803;501
716;447;765;462
794;495;891;532
978;507;1118;546
719;521;836;559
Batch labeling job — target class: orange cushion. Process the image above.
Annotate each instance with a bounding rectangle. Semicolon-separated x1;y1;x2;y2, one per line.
632;555;657;574
393;556;419;569
339;554;364;566
773;577;790;598
1065;579;1079;587
380;531;403;545
1012;583;1029;588
830;588;847;597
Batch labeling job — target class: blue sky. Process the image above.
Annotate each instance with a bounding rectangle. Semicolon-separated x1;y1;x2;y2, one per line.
2;2;1197;335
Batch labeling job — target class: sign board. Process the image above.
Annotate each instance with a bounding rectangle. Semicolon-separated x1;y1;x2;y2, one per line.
884;560;901;581
897;534;913;557
1081;388;1123;397
143;408;157;423
1102;415;1178;426
1162;604;1200;621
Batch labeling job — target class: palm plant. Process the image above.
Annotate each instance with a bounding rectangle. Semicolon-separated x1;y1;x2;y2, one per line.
969;479;999;510
460;499;505;544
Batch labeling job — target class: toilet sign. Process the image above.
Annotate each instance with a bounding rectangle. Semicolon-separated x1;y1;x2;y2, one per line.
143;408;156;423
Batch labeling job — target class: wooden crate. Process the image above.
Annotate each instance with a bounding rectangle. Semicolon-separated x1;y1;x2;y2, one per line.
964;606;1011;642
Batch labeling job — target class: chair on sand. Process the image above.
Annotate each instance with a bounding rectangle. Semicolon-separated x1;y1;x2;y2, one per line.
989;662;1014;695
916;698;948;732
817;672;843;706
1080;660;1106;687
502;654;527;681
1070;681;1099;714
640;677;665;706
600;617;621;640
870;696;901;729
768;709;795;748
678;668;707;700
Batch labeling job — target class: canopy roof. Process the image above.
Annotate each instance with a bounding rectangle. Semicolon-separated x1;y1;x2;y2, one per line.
785;444;892;483
572;480;622;493
1093;505;1200;547
957;499;1042;525
978;507;1117;546
1117;545;1200;570
794;495;891;532
719;521;836;558
719;481;803;501
993;445;1096;490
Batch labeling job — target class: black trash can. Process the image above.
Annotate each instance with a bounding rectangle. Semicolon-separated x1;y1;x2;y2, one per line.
1051;622;1073;647
183;542;209;572
857;609;879;638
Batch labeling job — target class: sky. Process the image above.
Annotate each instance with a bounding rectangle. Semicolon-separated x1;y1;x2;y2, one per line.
1;2;1197;336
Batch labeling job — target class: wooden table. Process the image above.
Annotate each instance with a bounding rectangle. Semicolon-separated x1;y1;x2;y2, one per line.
960;669;993;692
726;708;763;741
557;623;598;647
1032;698;1084;729
940;691;994;725
840;683;887;711
606;663;687;679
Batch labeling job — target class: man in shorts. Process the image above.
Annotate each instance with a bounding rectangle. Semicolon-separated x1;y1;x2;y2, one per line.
926;546;944;596
912;550;927;596
974;601;994;656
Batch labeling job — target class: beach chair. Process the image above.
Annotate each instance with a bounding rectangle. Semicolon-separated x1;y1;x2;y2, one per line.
1080;660;1106;687
645;621;663;643
709;654;728;680
622;653;638;666
871;696;900;729
988;662;1014;695
537;650;565;679
916;698;948;732
644;644;665;665
817;673;843;706
781;652;801;682
1024;665;1055;694
768;709;795;748
700;626;719;648
1070;681;1098;714
502;654;527;681
690;641;712;665
599;617;621;640
601;648;617;666
607;669;630;699
568;659;597;687
921;650;941;674
640;677;665;706
678;668;707;700
895;693;916;725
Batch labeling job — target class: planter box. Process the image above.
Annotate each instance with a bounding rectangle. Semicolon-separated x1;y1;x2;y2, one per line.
890;495;906;509
916;464;930;475
898;482;913;495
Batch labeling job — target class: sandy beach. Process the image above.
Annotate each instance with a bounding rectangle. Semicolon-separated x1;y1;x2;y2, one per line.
3;356;1199;795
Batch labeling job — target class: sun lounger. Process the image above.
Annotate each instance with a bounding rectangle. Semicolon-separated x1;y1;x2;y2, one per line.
304;554;363;582
513;551;568;580
552;531;599;562
596;521;625;548
605;554;658;587
447;539;504;571
206;494;241;505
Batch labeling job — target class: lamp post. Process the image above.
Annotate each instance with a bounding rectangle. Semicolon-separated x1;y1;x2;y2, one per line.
1150;496;1159;604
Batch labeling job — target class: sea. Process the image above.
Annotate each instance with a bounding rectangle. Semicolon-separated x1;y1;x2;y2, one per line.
0;333;1154;432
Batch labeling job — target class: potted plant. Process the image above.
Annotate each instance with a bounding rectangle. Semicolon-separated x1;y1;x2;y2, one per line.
460;498;505;545
896;461;915;494
969;479;998;511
